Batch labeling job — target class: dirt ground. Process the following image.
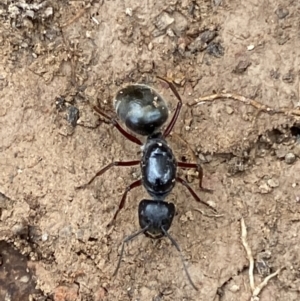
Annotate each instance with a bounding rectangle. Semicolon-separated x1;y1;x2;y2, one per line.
0;0;300;300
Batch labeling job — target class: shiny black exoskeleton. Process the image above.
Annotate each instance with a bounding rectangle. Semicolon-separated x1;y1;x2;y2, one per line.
114;84;169;136
77;77;216;290
141;132;177;201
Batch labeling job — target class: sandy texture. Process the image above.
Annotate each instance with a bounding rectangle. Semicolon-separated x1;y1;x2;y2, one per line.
0;1;300;300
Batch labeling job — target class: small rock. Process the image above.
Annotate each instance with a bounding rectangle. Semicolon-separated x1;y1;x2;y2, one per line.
25;10;35;19
267;178;279;188
59;225;72;238
198;153;206;162
275;7;289;19
125;7;133;16
188;30;217;53
259;183;272;194
226;106;234;115
43;7;53;18
12;223;28;236
206;154;213;163
214;0;223;5
285;153;296;164
229;284;240;292
155;12;174;31
207;200;216;209
148;42;153;51
275;148;286;159
247;44;255;51
166;28;175;37
19;275;30;283
282;70;295;83
41;233;48;242
207;42;224;57
233;60;251;74
172;12;188;36
67;106;79;127
206;42;225;58
293;144;300;158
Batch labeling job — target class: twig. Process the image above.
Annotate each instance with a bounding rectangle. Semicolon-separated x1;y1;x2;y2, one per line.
241;218;282;301
241;218;255;291
252;268;282;298
194;208;223;218
188;93;300;117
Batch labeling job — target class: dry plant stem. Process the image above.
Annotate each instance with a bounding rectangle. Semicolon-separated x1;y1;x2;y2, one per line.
252;268;282;298
194;208;223;218
241;218;255;291
189;93;300;117
241;218;282;300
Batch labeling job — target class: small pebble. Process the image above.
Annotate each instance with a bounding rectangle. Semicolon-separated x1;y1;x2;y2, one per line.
247;44;255;51
148;42;153;51
229;284;240;292
19;275;30;283
125;7;132;16
259;183;272;194
67;106;79;127
275;149;286;159
233;60;251;74
267;178;279;188
293;144;300;157
43;7;53;18
155;12;174;31
275;7;289;19
42;233;48;242
226;106;234;115
285;153;296;164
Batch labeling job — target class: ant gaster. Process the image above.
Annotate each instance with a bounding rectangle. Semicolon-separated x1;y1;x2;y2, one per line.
78;77;216;290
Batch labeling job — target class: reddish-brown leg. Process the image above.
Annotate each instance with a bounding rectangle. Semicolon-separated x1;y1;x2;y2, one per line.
176;177;216;212
107;179;143;227
157;77;183;138
177;161;213;193
76;160;140;189
93;106;143;146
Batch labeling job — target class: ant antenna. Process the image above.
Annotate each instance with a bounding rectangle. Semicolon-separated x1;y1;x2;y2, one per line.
161;227;198;291
113;225;150;276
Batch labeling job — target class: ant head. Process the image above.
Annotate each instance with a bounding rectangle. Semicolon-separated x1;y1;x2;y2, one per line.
115;199;198;290
138;200;175;238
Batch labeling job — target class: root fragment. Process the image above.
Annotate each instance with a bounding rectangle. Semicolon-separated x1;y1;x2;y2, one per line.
240;218;282;301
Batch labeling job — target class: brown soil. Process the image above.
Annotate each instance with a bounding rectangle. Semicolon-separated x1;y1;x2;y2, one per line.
0;1;300;301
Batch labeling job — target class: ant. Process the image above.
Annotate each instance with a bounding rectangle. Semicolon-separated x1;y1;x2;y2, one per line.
77;77;216;290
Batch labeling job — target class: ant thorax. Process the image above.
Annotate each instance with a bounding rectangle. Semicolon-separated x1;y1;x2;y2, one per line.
141;133;177;200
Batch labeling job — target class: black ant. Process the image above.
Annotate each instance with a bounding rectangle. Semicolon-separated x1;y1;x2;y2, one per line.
77;77;216;290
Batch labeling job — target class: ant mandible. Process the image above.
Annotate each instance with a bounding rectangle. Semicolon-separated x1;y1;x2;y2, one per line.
78;77;216;290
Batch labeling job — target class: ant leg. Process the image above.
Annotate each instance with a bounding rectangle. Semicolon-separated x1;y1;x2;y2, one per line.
76;160;140;189
176;177;217;212
157;77;183;138
107;179;142;227
93;106;143;146
177;162;213;193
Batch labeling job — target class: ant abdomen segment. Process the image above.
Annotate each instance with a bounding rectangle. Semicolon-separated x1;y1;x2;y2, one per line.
114;84;169;136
